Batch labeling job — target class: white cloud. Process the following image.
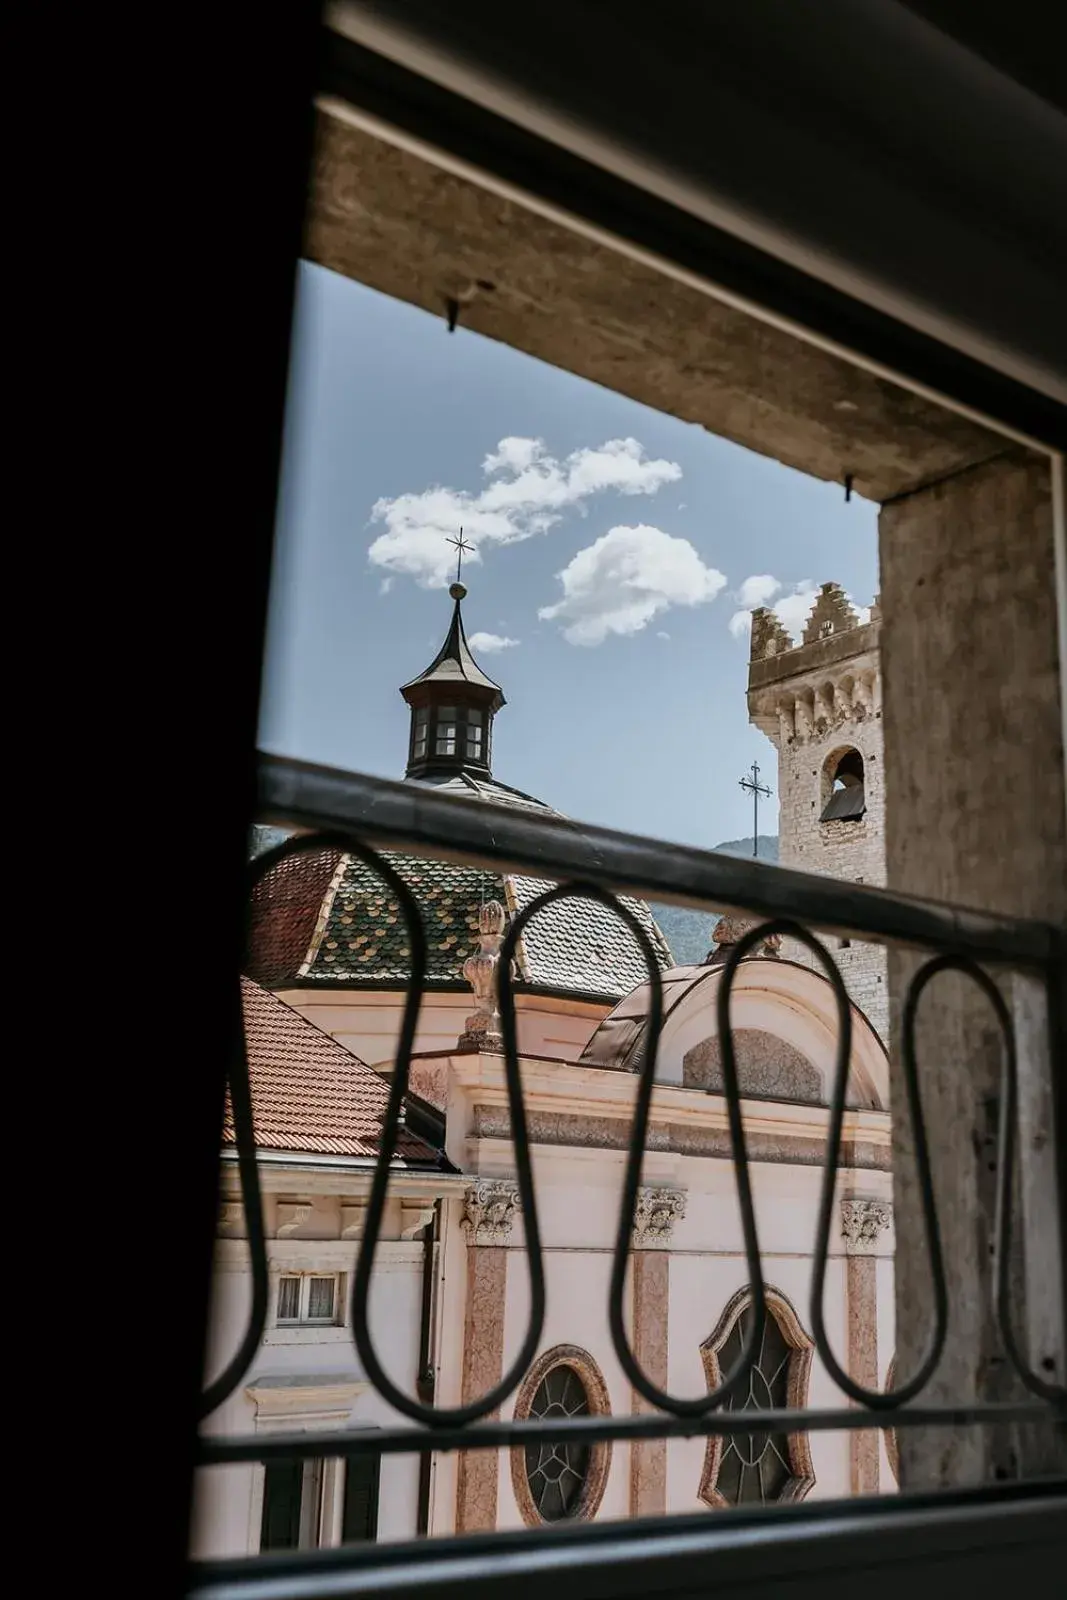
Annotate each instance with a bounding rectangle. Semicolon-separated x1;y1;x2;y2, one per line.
482;437;541;474
770;579;820;639
657;630;671;641
539;524;726;647
736;574;781;609
728;577;871;641
379;576;394;595
468;631;519;653
368;436;682;587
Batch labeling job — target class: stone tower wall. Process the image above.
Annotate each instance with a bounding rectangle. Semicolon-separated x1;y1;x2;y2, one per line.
747;583;888;1040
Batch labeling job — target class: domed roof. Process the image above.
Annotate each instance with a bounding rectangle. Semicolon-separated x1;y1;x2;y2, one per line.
578;940;888;1110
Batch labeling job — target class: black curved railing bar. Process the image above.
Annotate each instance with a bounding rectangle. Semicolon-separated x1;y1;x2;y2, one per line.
811;946;947;1409
901;953;1067;1407
337;835;542;1428
494;880;761;1417
354;856;551;1430
200;828;430;1418
198;1004;270;1421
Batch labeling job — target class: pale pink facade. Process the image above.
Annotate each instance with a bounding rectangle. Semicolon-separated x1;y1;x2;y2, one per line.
195;955;895;1556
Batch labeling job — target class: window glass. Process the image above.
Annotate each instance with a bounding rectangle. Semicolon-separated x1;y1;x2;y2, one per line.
523;1365;591;1520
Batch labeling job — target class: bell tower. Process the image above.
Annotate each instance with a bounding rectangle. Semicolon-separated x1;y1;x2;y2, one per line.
400;580;505;782
746;582;887;1039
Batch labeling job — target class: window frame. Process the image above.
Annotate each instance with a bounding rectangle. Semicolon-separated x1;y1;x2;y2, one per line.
409;701;493;770
245;1381;374;1556
509;1344;613;1527
699;1287;815;1509
273;1272;345;1328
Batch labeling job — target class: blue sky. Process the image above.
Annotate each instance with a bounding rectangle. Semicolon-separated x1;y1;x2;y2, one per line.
259;263;879;850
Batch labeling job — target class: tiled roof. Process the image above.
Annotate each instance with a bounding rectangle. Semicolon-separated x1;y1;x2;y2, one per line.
509;874;671;995
247;843;344;988
229;977;445;1164
311;853;505;984
247;850;673;1001
245;772;674;1001
418;772;560;814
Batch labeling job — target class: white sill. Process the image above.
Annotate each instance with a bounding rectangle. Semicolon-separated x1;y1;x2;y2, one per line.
263;1326;353;1346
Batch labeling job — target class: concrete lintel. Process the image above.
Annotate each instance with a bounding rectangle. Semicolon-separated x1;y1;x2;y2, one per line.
307;109;1009;504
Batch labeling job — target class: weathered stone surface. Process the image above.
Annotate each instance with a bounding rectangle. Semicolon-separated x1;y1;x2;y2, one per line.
307;111;1005;502
630;1251;669;1515
880;451;1066;1486
683;1029;823;1104
456;1246;508;1530
845;1254;881;1493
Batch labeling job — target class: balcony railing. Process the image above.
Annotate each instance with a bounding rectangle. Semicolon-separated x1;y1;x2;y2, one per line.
190;752;1066;1590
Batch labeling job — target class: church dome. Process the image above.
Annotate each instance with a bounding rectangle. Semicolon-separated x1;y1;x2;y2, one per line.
578;916;888;1109
247;582;673;1003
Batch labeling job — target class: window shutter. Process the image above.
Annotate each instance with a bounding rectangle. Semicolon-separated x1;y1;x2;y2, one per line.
341;1450;380;1543
260;1459;303;1550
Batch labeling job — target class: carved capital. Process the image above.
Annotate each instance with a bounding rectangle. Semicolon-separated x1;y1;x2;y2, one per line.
632;1187;686;1248
840;1198;892;1253
340;1203;366;1240
462;1179;520;1246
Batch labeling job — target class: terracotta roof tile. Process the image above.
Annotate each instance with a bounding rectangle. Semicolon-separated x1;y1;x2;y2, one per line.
246;845;343;988
227;977;444;1165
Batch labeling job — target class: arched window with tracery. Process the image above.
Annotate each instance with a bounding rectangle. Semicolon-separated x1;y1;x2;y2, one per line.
510;1345;613;1525
699;1287;815;1507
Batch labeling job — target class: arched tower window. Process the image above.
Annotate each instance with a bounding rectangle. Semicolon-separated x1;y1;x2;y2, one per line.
699;1288;815;1507
820;745;866;822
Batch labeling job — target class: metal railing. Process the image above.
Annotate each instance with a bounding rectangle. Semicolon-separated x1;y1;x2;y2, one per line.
196;754;1066;1511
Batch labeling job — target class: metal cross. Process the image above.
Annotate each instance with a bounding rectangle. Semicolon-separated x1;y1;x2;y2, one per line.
738;760;772;857
447;530;474;584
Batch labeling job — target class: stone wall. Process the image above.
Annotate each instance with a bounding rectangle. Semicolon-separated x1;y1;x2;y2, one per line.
879;451;1066;1485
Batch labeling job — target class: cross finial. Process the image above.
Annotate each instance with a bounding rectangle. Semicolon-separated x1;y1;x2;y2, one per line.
738;760;773;857
447;530;474;586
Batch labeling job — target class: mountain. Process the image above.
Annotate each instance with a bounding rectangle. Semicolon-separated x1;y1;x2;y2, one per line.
649;835;779;966
712;835;779;863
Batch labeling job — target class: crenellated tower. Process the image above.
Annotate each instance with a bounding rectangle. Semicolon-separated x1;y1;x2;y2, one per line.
746;583;887;1039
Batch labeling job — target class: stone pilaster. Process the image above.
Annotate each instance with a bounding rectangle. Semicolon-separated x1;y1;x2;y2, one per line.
630;1188;684;1516
455;1181;519;1532
841;1198;892;1495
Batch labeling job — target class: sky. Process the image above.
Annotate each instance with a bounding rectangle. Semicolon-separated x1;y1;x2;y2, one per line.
258;262;880;852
